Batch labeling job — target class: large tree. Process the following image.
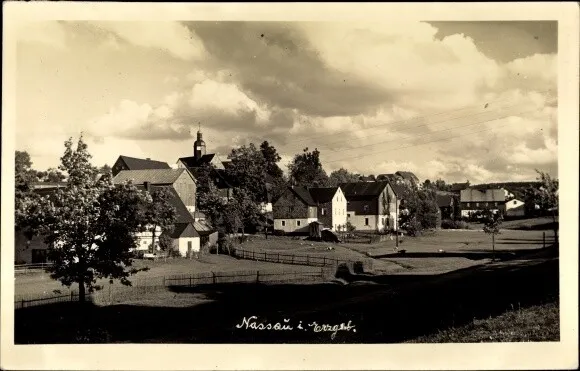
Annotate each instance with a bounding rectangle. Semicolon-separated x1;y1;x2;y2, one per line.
399;182;440;236
226;143;268;204
327;168;359;186
288;147;329;187
260;141;284;179
15;151;40;233
21;135;156;302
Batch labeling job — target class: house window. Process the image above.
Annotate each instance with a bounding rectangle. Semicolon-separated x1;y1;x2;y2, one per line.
347;213;351;218
281;220;286;227
494;202;498;207
365;218;369;226
363;205;369;212
513;200;517;205
467;202;471;207
475;202;479;207
321;208;326;216
296;220;301;227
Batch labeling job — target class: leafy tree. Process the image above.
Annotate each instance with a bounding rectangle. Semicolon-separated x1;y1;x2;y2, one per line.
21;135;152;302
99;164;112;176
482;208;503;261
260;141;284;179
144;187;177;256
398;182;439;236
288;147;329;187
533;170;559;244
226;143;268;204
15;151;40;233
36;168;66;182
328;168;359;186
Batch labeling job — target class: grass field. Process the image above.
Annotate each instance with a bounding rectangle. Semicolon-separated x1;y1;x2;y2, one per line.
14;254;322;300
407;301;559;343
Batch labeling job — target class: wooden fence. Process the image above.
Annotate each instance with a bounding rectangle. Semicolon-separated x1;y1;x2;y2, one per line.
163;268;327;287
14;263;52;274
232;247;373;272
14;268;329;309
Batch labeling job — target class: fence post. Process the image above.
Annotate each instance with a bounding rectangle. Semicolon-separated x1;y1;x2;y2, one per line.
256;270;260;284
70;291;73;302
306;255;309;265
278;253;280;263
189;276;192;287
292;255;295;265
320;267;324;278
212;271;216;284
543;232;546;248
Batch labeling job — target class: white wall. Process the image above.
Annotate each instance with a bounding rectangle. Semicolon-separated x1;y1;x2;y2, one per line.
331;188;347;230
506;199;525;216
274;218;316;233
177;237;200;257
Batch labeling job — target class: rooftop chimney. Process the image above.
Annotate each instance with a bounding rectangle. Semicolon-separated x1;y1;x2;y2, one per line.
146;158;151;160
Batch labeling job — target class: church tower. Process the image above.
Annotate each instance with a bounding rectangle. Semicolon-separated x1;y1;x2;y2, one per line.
193;125;206;160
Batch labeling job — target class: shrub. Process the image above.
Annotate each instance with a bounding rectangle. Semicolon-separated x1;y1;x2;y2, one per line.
441;219;471;229
403;217;422;237
441;219;455;229
273;229;286;236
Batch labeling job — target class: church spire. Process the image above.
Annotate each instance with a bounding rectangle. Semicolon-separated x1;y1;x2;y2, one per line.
193;122;206;159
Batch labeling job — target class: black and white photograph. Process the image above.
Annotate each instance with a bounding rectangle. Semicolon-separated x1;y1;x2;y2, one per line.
1;2;578;370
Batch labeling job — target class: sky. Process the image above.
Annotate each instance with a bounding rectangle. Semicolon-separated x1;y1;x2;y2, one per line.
15;20;558;184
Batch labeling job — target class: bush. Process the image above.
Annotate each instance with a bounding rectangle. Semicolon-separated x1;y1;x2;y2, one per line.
441;219;470;229
403;217;422;237
273;229;286;236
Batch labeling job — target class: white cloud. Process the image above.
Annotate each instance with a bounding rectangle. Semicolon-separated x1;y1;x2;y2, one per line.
89;21;206;61
299;22;501;111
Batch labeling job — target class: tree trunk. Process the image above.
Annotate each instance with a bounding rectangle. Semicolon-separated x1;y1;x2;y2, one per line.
78;277;86;303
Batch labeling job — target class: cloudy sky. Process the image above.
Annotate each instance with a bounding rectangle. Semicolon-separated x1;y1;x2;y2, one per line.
15;20;557;183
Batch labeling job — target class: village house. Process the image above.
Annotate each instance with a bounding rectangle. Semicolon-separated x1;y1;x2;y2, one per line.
273;186;347;234
460;186;523;217
340;180;403;232
113;168;197;213
111;155;171;177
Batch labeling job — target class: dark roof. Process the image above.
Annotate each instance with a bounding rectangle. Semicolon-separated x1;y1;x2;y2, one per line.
169;223;199;238
113;169;188;185
193;220;215;236
308;187;339;204
133;185;194;224
340;181;390;199
118;155;170;171
289;186;316;206
178;154;216;168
